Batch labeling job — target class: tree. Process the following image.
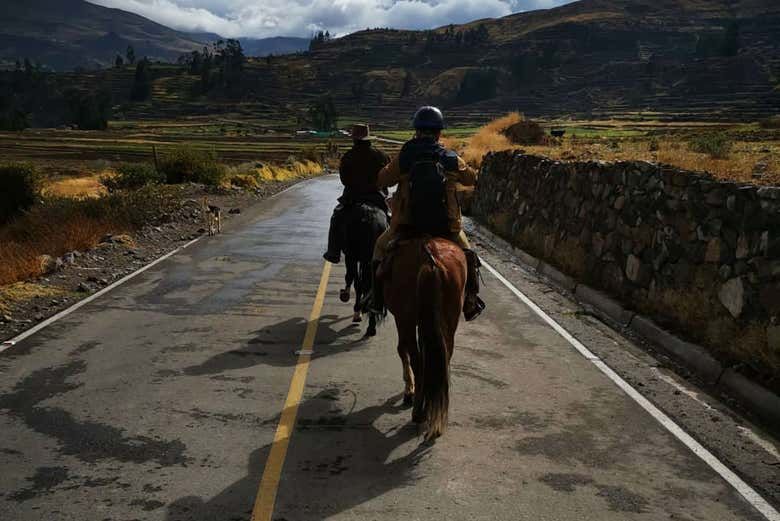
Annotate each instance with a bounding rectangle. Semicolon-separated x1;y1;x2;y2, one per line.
309;31;330;51
0;99;29;131
401;71;414;98
126;45;136;65
351;82;365;104
199;47;213;93
307;95;338;131
115;55;124;68
721;20;739;57
696;21;740;58
217;39;245;90
65;88;112;130
130;59;152;101
456;68;498;105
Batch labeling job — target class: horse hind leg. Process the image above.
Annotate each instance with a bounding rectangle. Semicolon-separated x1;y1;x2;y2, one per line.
395;323;416;408
341;256;356;303
365;312;377;337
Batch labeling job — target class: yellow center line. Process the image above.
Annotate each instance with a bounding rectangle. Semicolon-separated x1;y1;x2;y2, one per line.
251;260;333;521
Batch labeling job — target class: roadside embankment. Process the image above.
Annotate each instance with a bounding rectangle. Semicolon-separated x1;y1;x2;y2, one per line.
0;160;326;342
473;151;780;398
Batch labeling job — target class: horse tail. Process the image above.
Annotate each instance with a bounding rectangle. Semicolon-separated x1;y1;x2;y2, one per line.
417;259;449;441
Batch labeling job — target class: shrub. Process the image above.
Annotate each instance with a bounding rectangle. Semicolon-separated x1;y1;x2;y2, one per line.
299;146;322;163
0;163;40;224
158;148;226;186
456;68;498;105
229;174;259;189
759;115;780;129
0;185;180;286
688;133;733;159
503;119;547;145
442;112;522;167
648;137;660;152
102;162;164;192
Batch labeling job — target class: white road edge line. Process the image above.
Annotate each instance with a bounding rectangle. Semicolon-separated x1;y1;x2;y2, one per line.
482;259;780;521
1;236;203;354
0;178;315;355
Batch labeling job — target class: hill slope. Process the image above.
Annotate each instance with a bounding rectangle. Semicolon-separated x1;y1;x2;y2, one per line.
273;0;780;122
0;0;203;70
4;0;780;122
187;33;310;57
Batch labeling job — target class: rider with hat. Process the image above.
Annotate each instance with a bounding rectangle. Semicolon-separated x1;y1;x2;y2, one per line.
368;106;486;321
324;124;390;264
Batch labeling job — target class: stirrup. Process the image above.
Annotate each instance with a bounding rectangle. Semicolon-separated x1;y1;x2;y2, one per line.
464;295;485;322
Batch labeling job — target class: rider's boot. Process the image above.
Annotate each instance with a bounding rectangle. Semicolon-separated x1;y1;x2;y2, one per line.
463;249;486;322
366;260;385;315
323;205;343;264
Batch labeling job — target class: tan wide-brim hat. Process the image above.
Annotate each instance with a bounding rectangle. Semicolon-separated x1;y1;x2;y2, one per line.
351;124;372;140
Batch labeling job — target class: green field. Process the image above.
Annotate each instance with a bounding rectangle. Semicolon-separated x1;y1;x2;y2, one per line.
0;117;403;175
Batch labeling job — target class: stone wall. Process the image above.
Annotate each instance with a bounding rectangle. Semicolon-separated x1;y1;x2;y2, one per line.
473;151;780;381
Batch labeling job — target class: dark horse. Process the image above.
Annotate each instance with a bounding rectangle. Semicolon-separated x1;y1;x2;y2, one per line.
339;202;388;337
381;237;467;440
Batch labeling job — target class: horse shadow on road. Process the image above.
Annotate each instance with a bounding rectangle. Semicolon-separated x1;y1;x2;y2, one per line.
164;389;429;521
182;314;371;376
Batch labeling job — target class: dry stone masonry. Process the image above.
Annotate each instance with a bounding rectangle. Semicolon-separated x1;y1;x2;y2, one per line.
474;151;780;383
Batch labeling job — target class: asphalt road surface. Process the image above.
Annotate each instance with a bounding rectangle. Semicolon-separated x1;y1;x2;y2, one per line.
1;175;778;521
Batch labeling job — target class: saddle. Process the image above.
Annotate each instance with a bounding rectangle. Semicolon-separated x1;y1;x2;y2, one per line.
338;192;389;215
378;229;440;282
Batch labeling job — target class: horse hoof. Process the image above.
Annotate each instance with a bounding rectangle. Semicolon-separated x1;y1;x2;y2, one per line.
402;394;414;407
365;327;376;337
339;289;350;303
352;312;362;323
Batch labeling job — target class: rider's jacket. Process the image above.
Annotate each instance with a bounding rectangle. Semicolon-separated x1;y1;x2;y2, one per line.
377;137;477;234
339;141;390;207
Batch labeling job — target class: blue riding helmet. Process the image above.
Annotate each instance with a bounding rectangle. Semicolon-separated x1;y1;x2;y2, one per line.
412;106;445;130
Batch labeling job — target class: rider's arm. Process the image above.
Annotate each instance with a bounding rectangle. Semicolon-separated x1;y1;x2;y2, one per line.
450;156;477;186
377;155;401;189
338;153;351;187
454;156;477;186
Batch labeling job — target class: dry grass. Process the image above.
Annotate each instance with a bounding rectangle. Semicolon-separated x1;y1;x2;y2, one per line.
228;160;323;187
521;140;780;185
0;283;70;314
43;173;109;198
0;213;123;286
0;187;178;287
449;113;780;185
443;112;523;167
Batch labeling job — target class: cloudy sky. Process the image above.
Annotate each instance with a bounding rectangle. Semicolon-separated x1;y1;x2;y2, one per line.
91;0;575;39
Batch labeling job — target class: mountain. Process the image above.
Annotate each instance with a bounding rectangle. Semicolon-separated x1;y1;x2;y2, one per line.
245;0;780;122
0;0;203;70
4;0;780;123
187;33;310;57
238;37;310;57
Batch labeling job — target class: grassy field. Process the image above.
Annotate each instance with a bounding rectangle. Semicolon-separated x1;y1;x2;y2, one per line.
435;114;780;185
0;117;402;195
2;113;776;190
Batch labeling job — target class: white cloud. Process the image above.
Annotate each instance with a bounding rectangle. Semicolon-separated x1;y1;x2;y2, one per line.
90;0;574;38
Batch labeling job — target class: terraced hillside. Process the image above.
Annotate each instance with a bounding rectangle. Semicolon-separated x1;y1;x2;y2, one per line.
6;0;780;125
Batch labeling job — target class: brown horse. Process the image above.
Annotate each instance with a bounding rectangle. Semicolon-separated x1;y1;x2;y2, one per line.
383;237;467;441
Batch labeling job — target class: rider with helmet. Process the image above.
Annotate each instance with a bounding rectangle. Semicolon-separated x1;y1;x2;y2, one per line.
368;106;486;321
324;124;390;264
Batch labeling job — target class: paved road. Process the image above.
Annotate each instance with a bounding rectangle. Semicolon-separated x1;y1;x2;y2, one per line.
0;176;777;521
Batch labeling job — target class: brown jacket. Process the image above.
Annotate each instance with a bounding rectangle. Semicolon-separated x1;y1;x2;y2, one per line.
339;141;390;200
377;150;477;234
